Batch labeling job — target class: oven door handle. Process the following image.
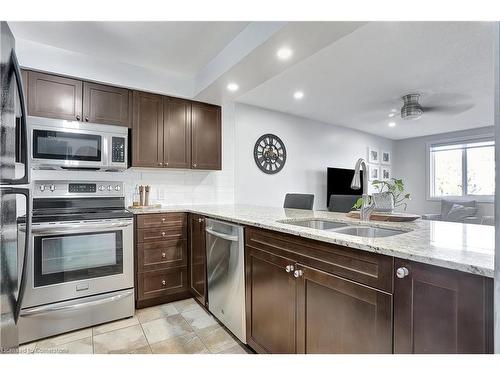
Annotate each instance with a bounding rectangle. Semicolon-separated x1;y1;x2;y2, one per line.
25;221;133;234
19;290;133;317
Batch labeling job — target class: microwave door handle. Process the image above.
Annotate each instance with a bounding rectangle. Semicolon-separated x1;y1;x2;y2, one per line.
5;51;29;185
0;187;31;323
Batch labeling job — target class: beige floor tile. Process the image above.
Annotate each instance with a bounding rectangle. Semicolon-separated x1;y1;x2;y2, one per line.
135;303;179;324
172;298;199;313
36;328;92;349
52;337;93;354
217;343;249;354
93;316;140;335
181;306;218;331
150;332;209;354
197;326;239;353
93;325;148;354
127;345;153;354
141;314;193;344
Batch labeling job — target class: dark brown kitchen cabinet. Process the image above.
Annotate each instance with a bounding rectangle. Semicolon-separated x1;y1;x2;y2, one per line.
83;82;132;127
163;97;191;168
191;102;221;170
27;71;83;121
393;259;493;354
245;245;297;354
132;91;164;168
245;227;393;354
135;213;189;308
188;214;207;305
296;263;392;353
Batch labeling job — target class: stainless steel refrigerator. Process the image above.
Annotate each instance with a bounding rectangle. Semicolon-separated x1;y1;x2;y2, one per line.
0;21;31;353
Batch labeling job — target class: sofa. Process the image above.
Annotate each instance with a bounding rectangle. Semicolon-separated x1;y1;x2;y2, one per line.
422;199;493;225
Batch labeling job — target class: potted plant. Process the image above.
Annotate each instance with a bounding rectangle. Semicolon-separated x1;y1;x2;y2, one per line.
353;178;410;212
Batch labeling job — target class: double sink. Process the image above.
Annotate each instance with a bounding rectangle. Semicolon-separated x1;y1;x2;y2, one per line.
282;219;406;238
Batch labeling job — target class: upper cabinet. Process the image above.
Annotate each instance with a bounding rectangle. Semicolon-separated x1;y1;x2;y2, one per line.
83;82;132;127
24;70;131;127
191;102;221;170
132;91;164;168
131;91;221;170
27;71;83;121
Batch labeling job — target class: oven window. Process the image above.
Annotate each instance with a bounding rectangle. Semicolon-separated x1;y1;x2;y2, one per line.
33;130;102;161
33;231;123;287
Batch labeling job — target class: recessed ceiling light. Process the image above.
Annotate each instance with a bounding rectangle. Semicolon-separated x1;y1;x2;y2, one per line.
226;83;239;92
277;47;293;60
388;113;395;118
390;108;398;113
293;91;304;100
388;122;396;127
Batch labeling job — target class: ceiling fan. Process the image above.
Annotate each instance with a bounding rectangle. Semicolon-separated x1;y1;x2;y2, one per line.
399;93;474;120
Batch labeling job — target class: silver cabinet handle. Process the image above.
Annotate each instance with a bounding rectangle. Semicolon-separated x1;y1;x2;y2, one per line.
198;218;204;223
193;163;197;168
161;252;166;258
161;217;166;222
285;265;295;273
293;269;304;278
396;267;409;279
161;232;166;237
162;280;166;286
76;115;81;121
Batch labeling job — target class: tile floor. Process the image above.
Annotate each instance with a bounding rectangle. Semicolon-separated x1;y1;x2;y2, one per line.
18;298;250;354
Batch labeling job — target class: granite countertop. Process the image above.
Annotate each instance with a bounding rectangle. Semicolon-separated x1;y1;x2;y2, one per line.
128;204;495;278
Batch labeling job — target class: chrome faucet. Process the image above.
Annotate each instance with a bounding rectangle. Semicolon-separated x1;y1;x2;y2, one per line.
351;158;375;221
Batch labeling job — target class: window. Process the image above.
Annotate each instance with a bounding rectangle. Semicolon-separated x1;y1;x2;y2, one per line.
429;138;495;199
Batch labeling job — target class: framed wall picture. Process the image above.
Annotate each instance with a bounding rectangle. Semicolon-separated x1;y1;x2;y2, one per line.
381;166;391;180
381;149;391;165
368;164;380;180
368;146;379;163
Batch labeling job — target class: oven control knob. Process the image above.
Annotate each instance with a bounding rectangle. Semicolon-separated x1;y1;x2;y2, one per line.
98;185;105;191
114;185;121;191
39;185;46;192
107;185;112;191
49;184;56;192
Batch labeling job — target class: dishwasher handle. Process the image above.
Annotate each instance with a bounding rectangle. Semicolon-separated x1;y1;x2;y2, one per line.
205;227;239;242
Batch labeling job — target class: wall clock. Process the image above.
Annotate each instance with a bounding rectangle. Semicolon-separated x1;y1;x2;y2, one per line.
253;133;287;174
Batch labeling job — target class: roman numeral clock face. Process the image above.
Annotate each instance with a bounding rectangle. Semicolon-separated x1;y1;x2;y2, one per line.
253;134;287;174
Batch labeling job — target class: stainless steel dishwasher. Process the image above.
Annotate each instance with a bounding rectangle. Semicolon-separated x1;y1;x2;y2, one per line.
205;218;246;343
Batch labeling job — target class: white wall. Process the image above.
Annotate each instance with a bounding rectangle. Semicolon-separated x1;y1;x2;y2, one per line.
393;126;495;217
234;103;394;210
30;100;236;207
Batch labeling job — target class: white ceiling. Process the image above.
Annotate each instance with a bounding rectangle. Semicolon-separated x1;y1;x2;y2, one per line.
9;21;248;75
236;22;496;139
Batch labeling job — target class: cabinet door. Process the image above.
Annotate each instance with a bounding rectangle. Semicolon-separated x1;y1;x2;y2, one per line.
394;259;493;354
83;82;131;127
27;71;82;121
163;97;191;168
296;264;392;353
132;91;164;167
245;246;297;353
189;214;207;305
191;103;221;170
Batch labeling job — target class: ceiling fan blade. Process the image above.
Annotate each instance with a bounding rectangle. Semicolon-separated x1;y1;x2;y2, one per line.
422;103;475;115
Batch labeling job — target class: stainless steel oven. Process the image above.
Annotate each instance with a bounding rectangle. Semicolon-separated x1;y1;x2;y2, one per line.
18;180;134;343
28;116;128;171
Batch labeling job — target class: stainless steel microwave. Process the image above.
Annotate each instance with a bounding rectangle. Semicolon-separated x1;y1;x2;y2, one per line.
28;116;128;171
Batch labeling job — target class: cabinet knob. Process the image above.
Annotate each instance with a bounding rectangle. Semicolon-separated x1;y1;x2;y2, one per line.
396;267;409;279
76;115;81;121
161;280;166;286
285;265;295;273
85;116;89;122
165;162;169;167
198;218;204;223
161;217;166;222
161;232;166;237
293;269;304;278
158;162;163;166
161;252;166;258
193;163;197;168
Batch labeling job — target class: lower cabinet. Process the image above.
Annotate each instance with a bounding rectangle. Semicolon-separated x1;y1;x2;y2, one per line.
134;213;190;308
393;259;493;354
245;227;393;354
188;214;207;306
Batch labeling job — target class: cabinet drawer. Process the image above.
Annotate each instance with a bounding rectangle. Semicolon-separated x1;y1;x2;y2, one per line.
137;267;188;301
137;239;187;271
246;227;393;292
137;226;186;242
136;212;186;229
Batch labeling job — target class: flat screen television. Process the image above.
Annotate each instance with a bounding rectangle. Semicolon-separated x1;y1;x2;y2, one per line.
327;167;363;207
